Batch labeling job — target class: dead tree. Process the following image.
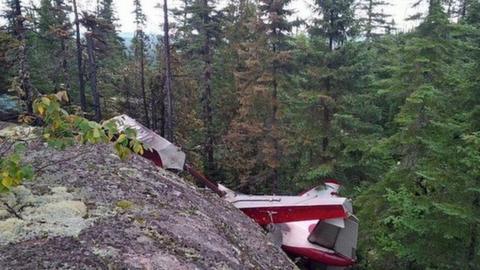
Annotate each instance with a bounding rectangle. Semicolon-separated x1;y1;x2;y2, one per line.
163;0;174;142
72;0;87;112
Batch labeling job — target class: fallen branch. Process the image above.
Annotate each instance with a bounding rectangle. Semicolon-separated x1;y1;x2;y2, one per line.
2;202;23;220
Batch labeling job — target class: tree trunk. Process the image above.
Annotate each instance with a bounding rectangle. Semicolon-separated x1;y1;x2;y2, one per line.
86;34;101;121
460;0;468;18
13;0;36;114
366;0;373;40
72;0;87;112
163;0;174;142
202;0;215;177
468;196;479;270
124;73;131;114
60;39;71;93
150;76;157;131
139;31;150;127
270;34;280;194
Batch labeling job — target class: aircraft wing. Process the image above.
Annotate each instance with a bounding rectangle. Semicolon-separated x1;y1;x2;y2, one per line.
228;194;350;225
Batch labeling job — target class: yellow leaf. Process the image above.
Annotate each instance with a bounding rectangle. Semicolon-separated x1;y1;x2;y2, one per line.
117;134;127;143
133;142;143;155
37;105;45;116
2;176;13;188
41;97;51;106
93;128;101;138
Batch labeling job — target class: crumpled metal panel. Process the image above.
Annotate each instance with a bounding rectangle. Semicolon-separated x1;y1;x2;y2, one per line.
111;115;186;170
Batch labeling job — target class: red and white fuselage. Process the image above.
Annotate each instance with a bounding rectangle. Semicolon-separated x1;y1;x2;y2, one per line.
220;180;358;268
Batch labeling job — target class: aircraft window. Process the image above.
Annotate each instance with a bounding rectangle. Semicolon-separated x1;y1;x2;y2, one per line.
308;221;340;249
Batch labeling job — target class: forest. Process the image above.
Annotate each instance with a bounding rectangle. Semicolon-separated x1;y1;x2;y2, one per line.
1;0;480;269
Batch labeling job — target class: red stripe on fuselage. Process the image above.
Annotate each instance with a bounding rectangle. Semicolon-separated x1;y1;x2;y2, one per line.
240;204;347;225
141;149;163;167
282;245;355;267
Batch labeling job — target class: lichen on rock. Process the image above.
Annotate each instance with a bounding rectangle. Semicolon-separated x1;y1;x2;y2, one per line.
0;185;92;245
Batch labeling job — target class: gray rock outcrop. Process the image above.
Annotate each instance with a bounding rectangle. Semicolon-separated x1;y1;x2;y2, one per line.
0;139;297;270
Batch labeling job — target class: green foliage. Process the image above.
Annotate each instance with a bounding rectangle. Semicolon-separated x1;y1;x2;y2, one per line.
0;143;34;192
33;94;144;158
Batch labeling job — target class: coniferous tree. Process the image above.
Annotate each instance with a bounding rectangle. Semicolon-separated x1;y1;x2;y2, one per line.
34;0;72;93
132;0;150;127
358;0;392;39
72;0;87;111
356;2;480;268
4;0;37;113
224;14;275;192
162;0;174;141
80;11;114;121
180;0;223;177
286;0;357;183
257;0;293;192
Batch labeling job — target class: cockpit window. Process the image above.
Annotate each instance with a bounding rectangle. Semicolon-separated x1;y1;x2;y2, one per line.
314;184;327;192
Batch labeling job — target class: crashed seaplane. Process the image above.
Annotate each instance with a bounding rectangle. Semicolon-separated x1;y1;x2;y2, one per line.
112;115;359;269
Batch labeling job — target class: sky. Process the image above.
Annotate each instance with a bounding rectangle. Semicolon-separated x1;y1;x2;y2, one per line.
114;0;425;34
0;0;426;34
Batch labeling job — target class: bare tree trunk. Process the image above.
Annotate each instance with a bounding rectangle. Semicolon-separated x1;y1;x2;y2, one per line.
72;0;87;112
61;39;71;93
13;0;36;114
468;196;479;270
201;0;215;178
124;73;131;114
139;31;150;127
163;0;174;141
149;76;157;131
86;34;101;121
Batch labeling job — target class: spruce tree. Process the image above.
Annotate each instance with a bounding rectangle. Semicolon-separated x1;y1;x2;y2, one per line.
34;0;72;93
180;0;223;177
80;11;114;121
257;0;293;192
286;0;356;185
358;0;392;40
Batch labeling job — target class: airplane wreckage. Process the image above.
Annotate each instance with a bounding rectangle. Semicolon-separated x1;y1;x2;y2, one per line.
113;115;359;269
